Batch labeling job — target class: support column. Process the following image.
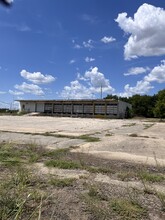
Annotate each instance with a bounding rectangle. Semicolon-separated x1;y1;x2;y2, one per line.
51;103;53;115
93;102;95;117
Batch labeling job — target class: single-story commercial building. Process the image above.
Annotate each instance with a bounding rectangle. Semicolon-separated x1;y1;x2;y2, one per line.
18;99;132;119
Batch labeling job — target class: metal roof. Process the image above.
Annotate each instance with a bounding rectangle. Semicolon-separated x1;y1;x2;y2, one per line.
17;99;118;103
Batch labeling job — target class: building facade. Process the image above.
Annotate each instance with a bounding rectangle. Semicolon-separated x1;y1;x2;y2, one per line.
18;99;132;119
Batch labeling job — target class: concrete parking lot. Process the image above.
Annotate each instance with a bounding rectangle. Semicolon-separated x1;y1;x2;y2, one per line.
0;115;165;166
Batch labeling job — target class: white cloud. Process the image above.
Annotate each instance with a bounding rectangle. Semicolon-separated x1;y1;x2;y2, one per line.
124;67;150;76
72;40;82;49
0;91;6;94
144;60;165;83
81;14;98;24
6;0;14;4
83;39;94;49
69;59;76;64
74;44;82;49
120;60;165;97
19;24;31;32
101;36;116;44
0;21;31;32
15;82;44;96
60;67;114;99
115;3;165;60
120;80;154;97
20;69;56;84
85;57;95;62
84;67;114;92
9;90;24;95
61;80;93;99
72;39;94;50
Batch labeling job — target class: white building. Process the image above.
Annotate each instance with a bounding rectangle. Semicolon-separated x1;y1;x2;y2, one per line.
18;99;132;119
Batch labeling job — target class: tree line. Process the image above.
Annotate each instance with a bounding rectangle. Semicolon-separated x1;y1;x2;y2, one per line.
105;89;165;118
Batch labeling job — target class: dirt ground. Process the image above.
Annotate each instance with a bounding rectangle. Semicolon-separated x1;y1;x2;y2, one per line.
0;115;165;166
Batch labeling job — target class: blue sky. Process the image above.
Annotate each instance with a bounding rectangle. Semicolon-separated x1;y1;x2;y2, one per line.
0;0;165;108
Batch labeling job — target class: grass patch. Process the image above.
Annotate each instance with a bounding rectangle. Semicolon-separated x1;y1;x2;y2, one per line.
0;131;100;143
105;133;113;137
43;148;70;159
86;166;112;174
122;123;136;127
49;177;75;187
110;198;147;219
1;158;21;167
138;171;165;183
82;194;109;219
117;171;137;181
129;134;150;138
1;140;165;219
78;135;100;142
143;123;154;130
156;192;165;212
45;159;81;169
129;133;138;137
88;185;100;199
0;167;45;220
33;132;100;142
0;143;22;166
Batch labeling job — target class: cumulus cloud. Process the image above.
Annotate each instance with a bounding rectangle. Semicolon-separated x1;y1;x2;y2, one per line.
115;3;165;60
85;57;95;62
5;0;14;4
84;67;114;92
0;91;6;94
83;39;94;49
72;40;82;49
9;90;24;96
101;36;116;44
69;59;76;64
144;60;165;83
120;80;154;97
20;69;56;84
60;67;114;99
72;39;94;50
15;82;44;96
74;44;82;49
124;67;150;76
61;80;93;99
120;60;165;97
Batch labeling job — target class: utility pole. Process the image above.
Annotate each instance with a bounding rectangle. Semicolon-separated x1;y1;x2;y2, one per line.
100;84;102;99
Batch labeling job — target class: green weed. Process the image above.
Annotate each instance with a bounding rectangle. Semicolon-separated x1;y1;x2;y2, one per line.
78;135;100;142
49;177;75;187
45;159;81;169
110;198;147;219
139;171;165;183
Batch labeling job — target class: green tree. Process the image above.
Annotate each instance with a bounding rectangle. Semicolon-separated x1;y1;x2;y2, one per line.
129;95;155;117
154;89;165;118
105;94;118;100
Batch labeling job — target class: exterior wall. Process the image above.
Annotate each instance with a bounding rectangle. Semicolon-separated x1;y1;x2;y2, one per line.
19;100;132;118
107;103;118;116
36;103;44;112
20;102;44;113
118;101;132;118
20;102;35;112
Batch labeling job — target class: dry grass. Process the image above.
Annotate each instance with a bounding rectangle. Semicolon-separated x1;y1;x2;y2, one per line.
0;141;165;219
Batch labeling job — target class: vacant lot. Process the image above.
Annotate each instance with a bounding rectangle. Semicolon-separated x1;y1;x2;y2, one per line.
0;116;165;219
